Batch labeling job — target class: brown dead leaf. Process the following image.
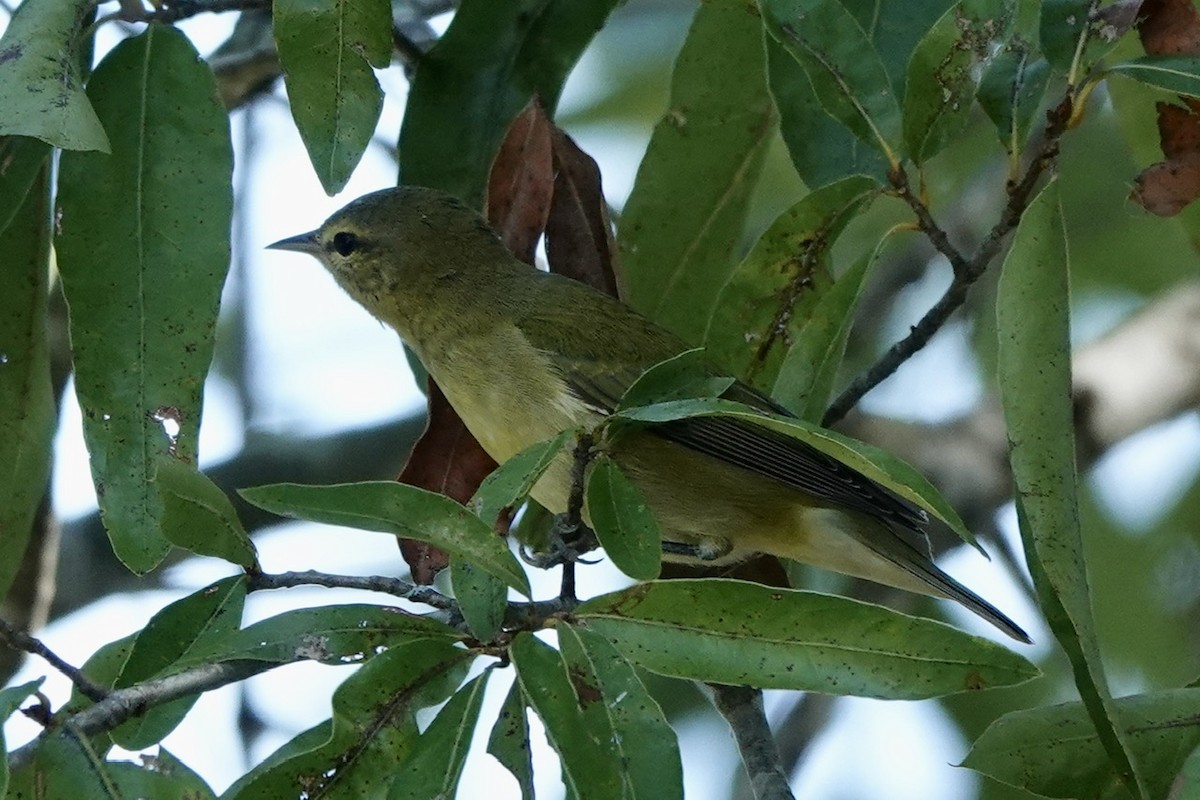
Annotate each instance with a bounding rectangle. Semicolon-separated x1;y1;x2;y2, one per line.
1133;1;1200;215
545;127;623;299
485;99;555;264
1138;0;1200;54
396;379;499;583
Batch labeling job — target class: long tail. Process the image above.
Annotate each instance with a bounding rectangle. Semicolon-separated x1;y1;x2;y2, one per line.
857;523;1032;644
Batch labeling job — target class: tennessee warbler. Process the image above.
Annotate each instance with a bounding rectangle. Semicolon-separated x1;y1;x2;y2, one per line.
270;186;1029;644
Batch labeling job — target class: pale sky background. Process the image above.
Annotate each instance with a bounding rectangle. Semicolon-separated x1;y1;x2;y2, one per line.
5;2;1200;797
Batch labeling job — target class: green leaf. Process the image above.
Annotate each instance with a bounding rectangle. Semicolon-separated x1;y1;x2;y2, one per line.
903;1;1007;163
487;681;535;800
225;640;470;800
704;176;879;391
178;603;462;669
575;580;1038;698
619;0;775;343
1039;0;1089;72
219;721;332;798
241;481;530;595
1108;56;1200;99
273;0;390;194
451;556;508;641
766;35;889;188
388;671;491;800
509;633;626;800
977;43;1050;155
0;679;44;797
615;397;979;549
774;233;886;422
399;0;622;206
111;576;247;749
0;159;53;598
616;349;734;413
105;751;217;800
996;180;1146;798
5;730;119;800
63;634;136;718
964;688;1200;800
586;454;663;581
56;25;233;574
0;136;51;234
760;0;901;163
0;0;109;151
156;459;257;569
470;429;574;530
557;623;684;800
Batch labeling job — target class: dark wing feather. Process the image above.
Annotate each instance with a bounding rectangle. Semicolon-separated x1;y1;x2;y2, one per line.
515;273;928;536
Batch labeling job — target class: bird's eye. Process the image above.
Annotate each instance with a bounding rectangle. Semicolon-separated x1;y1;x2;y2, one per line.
331;231;359;257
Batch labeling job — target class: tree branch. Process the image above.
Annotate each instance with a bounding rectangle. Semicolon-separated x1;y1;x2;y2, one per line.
710;684;794;800
0;617;108;703
823;96;1074;427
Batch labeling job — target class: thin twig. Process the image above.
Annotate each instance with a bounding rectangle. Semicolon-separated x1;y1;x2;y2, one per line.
0;618;108;703
248;569;456;612
710;684;795;800
8;660;274;772
560;431;595;602
823;95;1074;427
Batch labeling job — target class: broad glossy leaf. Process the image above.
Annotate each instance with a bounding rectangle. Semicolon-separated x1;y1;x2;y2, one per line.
178;604;462;668
0;0;108;151
111;576;247;749
0;137;51;234
620;0;775;342
964;688;1200;800
576;580;1038;698
996;180;1145;797
487;681;534;799
1108;56;1200;98
56;26;233;574
509;633;626;799
903;1;1007;163
241;481;530;595
840;0;957;100
586;455;663;581
226;640;469;799
704;176;878;391
615;397;978;549
399;0;622;206
388;672;491;799
0;160;53;598
156;459;257;568
274;0;390;194
767;35;889;188
1040;0;1090;71
773;233;886;422
557;624;683;799
451;557;508;641
760;0;901;162
470;429;574;530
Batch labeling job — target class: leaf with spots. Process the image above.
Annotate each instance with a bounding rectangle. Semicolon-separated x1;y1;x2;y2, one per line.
223;640;470;800
576;580;1038;698
273;0;391;194
110;576;247;750
703;176;879;393
557;623;683;799
586;454;663;581
56;26;233;574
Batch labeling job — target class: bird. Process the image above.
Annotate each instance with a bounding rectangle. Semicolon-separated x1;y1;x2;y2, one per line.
269;185;1030;644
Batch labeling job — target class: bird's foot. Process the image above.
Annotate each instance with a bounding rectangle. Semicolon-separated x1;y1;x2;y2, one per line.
519;516;600;569
662;538;733;563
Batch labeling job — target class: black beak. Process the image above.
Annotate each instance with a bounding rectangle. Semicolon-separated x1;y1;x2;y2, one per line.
267;230;321;255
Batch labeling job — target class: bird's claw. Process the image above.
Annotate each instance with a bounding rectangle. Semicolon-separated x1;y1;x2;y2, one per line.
519;515;599;569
